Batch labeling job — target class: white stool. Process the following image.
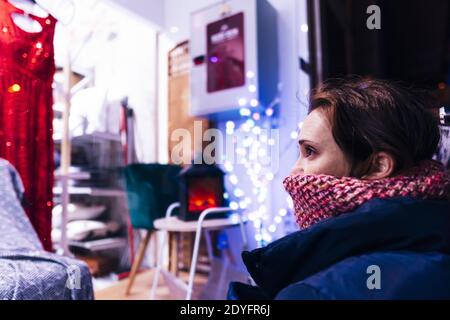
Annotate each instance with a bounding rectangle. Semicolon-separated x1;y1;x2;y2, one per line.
150;203;247;300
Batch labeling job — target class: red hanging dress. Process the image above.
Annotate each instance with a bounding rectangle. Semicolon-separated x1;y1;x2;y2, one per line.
0;0;56;251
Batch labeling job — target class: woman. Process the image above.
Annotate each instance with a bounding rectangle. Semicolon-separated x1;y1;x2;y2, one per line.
229;78;450;300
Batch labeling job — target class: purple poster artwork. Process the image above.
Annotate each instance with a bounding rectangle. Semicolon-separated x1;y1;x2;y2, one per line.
207;12;245;93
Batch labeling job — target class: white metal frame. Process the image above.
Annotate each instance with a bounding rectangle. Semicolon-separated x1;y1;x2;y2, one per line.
150;203;247;300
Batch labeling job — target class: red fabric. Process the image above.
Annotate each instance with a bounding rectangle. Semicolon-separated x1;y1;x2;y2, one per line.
0;0;56;251
283;160;450;230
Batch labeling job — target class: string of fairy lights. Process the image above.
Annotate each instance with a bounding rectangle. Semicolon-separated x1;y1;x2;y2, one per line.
220;15;311;246
220;75;301;247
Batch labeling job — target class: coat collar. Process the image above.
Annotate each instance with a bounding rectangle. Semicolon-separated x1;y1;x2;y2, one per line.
242;197;450;298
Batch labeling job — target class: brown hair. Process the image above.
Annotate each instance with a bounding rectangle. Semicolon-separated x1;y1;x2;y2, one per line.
309;77;441;177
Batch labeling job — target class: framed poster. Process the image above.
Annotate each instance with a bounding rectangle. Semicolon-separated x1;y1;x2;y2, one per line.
206;12;245;93
190;0;278;116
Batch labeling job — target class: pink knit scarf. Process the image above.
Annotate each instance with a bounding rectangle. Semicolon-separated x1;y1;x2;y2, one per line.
283;160;450;230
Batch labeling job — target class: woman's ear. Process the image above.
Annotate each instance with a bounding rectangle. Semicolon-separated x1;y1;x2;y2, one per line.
363;152;395;180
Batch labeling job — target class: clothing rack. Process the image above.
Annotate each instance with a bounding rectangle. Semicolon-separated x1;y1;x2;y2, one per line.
58;39;73;256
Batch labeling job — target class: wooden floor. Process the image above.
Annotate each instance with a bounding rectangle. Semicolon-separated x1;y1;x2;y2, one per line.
95;269;207;300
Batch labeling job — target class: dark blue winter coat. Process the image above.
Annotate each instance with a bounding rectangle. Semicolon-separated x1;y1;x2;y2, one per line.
228;197;450;300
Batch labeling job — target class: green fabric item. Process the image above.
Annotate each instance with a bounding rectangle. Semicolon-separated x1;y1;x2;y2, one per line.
123;163;181;230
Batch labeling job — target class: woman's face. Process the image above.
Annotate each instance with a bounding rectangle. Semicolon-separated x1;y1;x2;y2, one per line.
291;109;351;177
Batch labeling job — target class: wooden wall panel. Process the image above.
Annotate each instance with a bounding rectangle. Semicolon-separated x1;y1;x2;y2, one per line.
168;41;209;164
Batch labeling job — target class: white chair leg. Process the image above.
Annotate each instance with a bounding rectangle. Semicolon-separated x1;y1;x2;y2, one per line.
150;202;180;300
186;207;238;300
186;218;204;300
204;230;214;261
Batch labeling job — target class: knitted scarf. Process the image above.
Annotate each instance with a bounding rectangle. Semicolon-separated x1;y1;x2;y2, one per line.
283;160;450;230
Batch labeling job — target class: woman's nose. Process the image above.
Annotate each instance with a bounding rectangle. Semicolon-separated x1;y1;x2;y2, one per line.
291;159;304;176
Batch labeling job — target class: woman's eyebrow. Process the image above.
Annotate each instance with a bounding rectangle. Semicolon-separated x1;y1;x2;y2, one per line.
298;139;314;145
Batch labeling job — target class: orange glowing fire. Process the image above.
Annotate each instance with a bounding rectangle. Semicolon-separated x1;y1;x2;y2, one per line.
189;194;218;212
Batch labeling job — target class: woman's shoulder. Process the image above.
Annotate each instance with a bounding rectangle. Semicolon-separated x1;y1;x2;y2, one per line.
276;251;450;300
240;197;450;299
351;196;449;215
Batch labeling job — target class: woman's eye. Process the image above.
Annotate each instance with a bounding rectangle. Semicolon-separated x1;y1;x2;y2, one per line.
303;146;316;158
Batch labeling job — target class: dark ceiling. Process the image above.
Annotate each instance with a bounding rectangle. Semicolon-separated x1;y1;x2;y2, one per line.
317;0;450;89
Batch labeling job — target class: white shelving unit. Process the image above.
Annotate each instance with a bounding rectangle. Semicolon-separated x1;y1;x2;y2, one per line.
52;84;128;257
54;131;122;144
69;238;127;251
53;186;125;197
52;133;128;255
